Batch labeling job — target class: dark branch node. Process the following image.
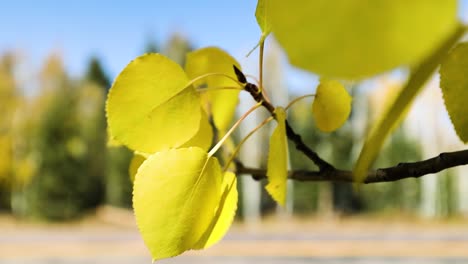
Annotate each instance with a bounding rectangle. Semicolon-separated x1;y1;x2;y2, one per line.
233;65;247;84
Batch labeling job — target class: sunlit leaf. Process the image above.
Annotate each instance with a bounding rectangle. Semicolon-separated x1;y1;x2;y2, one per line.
133;147;222;261
353;25;465;182
312;80;351;132
269;0;457;79
185;47;241;132
194;171;238;249
440;42;468;143
266;107;288;206
106;53;201;153
181;109;213;151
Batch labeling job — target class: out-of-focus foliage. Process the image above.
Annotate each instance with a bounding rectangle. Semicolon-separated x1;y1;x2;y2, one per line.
287;90;422;215
84;56;133;209
10;54;106;220
0;54;19;210
353;25;465;182
163;33;192;66
269;0;457;79
85;56;111;89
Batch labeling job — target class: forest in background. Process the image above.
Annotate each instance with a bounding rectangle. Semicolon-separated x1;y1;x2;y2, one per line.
0;33;466;221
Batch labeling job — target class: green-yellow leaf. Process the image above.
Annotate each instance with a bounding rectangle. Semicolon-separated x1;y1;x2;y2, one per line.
247;0;272;57
106;53;201;153
312;80;351;132
269;0;457;79
128;153;146;182
256;0;271;39
266;107;288;206
180;109;213;151
185;47;241;132
194;171;238;249
133;147;222;261
353;25;465;182
440;42;468;143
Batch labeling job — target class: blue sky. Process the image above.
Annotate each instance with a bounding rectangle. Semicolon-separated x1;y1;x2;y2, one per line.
1;1;467;92
0;0;260;80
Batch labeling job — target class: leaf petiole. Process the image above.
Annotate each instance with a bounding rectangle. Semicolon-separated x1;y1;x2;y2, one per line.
223;116;274;172
196;86;244;93
208;102;263;157
285;94;316;110
186;72;244;89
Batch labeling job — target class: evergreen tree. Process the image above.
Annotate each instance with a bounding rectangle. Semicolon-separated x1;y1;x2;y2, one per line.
144;35;159;53
19;87;104;220
85;56;111;90
0;53;18;211
85;56;133;208
11;54;109;220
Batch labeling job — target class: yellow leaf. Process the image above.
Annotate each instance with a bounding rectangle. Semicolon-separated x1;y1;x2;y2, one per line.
247;0;272;56
185;47;241;132
312;80;351;132
440;42;468;143
266;107;288;206
256;0;271;37
133;147;222;261
181;109;213;151
106;53;201;153
269;0;457;79
194;171;238;249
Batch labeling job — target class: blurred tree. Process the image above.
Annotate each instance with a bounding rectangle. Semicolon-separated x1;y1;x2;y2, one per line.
84;56;133;208
288;99;322;214
144;35;160;53
162;33;192;66
105;147;133;208
11;54;106;220
287;85;422;216
85;56;111;90
0;53;19;211
360;127;422;214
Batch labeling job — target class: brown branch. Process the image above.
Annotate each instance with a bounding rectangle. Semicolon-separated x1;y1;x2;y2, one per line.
284;120;334;171
236;149;468;183
234;65;333;171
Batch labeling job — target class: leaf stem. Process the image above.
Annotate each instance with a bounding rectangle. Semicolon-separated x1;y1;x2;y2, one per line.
186;73;244;90
245;74;260;86
256;41;274;105
196;86;244;93
208;102;263;157
285;94;316;110
259;40;265;91
223;116;274;171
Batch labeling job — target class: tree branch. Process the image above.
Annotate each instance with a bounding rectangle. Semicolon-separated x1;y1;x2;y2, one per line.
236;149;468;183
234;66;468;182
234;65;334;171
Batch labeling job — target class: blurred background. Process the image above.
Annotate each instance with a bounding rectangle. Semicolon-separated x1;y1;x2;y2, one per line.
1;1;468;263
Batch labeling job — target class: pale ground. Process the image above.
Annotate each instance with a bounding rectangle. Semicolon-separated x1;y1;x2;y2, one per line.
1;207;468;264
